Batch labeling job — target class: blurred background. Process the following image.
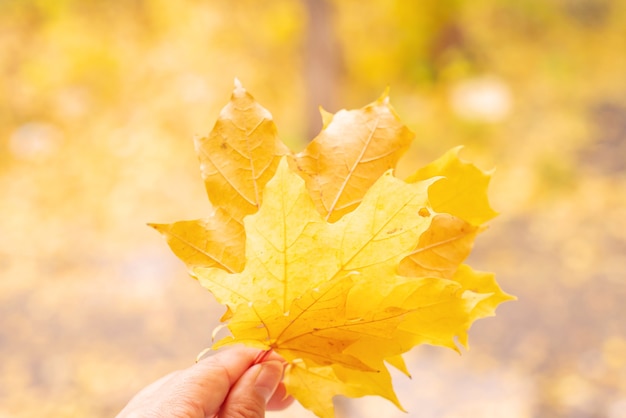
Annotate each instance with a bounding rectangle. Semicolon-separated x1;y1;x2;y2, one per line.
1;0;625;417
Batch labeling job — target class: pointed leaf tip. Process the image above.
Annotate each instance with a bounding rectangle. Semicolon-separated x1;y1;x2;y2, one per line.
376;86;391;104
232;78;247;98
319;106;334;129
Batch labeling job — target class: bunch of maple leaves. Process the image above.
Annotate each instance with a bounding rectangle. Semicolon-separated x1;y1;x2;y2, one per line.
151;80;514;418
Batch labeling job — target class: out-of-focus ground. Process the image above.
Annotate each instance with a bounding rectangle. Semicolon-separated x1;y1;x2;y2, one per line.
1;1;625;417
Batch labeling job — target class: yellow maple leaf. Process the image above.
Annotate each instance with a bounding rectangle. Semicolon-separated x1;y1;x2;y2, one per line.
152;82;514;418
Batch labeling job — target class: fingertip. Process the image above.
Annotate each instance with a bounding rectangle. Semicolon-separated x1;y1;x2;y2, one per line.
218;360;284;418
252;360;284;403
267;382;295;410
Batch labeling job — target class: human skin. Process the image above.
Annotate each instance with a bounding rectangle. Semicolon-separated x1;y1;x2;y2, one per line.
116;347;294;418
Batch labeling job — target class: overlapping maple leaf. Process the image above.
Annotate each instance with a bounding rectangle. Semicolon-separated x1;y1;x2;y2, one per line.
151;80;515;418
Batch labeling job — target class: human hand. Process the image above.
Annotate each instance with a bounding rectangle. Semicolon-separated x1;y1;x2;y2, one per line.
116;347;293;418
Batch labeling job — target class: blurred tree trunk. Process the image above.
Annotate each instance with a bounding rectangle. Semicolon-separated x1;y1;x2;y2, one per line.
302;0;342;140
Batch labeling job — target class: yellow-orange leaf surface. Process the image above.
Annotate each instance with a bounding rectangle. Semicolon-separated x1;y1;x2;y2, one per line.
289;91;413;222
153;82;515;418
196;78;289;222
150;80;287;274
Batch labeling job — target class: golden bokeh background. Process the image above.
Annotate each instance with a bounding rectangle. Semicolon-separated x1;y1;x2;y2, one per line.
1;1;625;417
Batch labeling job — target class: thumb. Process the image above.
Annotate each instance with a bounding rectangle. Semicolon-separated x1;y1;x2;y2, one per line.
218;360;284;418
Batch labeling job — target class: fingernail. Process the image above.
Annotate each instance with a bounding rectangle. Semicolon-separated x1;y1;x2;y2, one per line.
253;360;283;403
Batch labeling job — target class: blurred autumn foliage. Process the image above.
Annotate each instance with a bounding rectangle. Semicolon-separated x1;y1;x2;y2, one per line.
1;1;625;417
